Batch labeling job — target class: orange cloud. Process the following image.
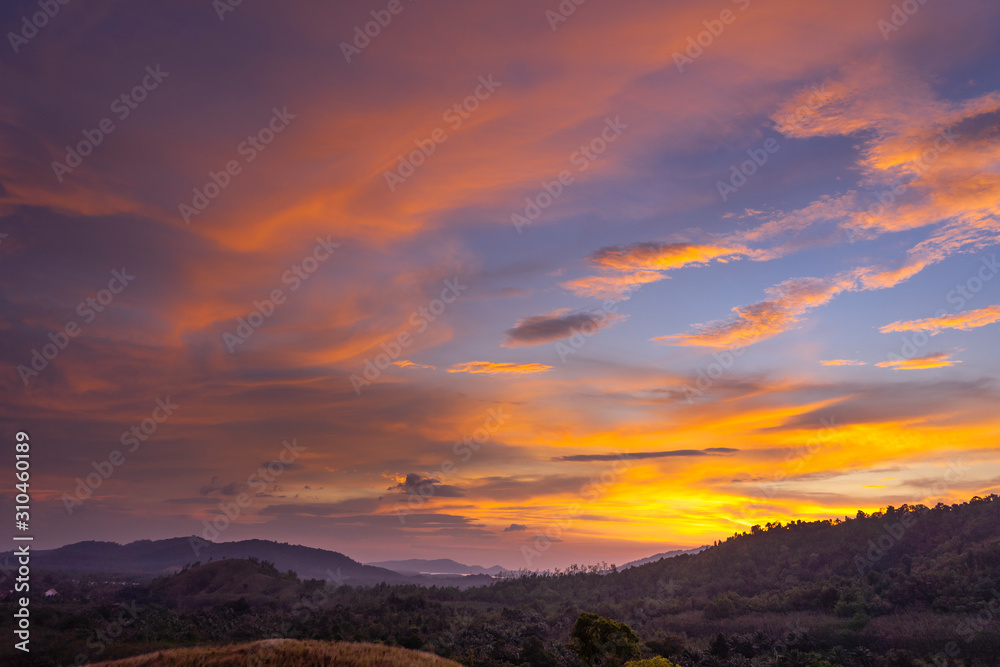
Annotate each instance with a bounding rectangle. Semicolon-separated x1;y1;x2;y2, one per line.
615;57;1000;350
656;276;850;348
875;353;962;370
561;271;669;301
880;305;1000;335
448;361;553;375
587;242;745;272
392;360;436;370
563;243;745;300
821;359;867;366
660;217;999;349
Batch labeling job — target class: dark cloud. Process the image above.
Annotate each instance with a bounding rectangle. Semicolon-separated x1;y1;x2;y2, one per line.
261;461;304;471
764;380;999;430
503;309;625;347
555;448;739;462
470;475;591;501
265;513;484;530
199;478;248;497
503;523;528;532
260;498;382;516
387;473;465;498
163;497;222;505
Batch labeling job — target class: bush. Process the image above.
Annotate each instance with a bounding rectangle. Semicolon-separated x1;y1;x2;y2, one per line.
624;659;678;667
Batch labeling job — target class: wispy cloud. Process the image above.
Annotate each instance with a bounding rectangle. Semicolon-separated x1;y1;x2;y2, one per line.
555;448;739;462
503;309;626;347
448;361;552;375
655;59;1000;349
655;276;850;348
563;242;746;300
880;305;1000;335
392;360;437;370
875;352;962;370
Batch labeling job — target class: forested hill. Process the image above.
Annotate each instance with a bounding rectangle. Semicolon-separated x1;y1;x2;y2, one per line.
470;495;1000;663
632;494;998;595
495;495;1000;605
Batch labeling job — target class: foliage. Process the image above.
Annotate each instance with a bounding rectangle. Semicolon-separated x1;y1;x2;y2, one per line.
624;659;678;667
569;612;641;666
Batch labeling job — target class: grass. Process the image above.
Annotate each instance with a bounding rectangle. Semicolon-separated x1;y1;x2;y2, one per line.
90;638;464;667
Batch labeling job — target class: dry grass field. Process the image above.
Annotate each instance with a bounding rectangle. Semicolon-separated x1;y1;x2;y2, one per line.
90;638;464;667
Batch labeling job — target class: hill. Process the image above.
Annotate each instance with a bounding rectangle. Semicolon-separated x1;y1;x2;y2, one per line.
366;558;507;576
618;546;708;569
89;638;463;666
475;495;1000;663
148;558;305;608
0;536;405;583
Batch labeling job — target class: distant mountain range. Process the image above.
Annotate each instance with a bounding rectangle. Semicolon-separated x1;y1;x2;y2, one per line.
1;537;405;584
366;558;508;576
618;545;708;569
4;536;704;584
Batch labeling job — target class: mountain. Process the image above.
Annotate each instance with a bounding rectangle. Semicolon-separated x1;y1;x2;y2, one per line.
618;545;708;569
149;557;304;606
366;558;508;576
0;536;405;583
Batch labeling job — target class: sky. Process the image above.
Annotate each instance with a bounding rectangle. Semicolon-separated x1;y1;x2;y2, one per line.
1;0;999;571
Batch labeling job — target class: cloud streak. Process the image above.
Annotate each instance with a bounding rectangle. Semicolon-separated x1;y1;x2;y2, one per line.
503;309;626;347
448;361;553;375
875;353;962;370
880;305;1000;335
555;448;739;462
563;242;746;300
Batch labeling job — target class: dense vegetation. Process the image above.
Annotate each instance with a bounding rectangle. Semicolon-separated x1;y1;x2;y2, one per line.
2;496;998;666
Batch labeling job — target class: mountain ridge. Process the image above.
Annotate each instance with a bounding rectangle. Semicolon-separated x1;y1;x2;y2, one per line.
0;536;405;583
618;545;709;569
366;558;508;576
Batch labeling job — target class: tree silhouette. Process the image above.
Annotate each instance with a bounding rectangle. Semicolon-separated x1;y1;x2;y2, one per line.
569;612;641;666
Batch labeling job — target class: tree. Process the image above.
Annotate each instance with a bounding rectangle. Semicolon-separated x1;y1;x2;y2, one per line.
569;612;641;666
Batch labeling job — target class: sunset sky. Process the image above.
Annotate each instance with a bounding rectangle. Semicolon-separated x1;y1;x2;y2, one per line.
2;0;999;570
